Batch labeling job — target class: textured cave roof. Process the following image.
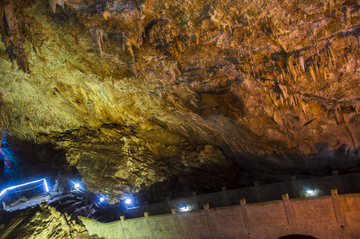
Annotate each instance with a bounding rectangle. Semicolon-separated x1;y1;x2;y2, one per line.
0;0;359;203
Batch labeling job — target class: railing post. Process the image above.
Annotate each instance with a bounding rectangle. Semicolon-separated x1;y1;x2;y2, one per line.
203;203;215;231
120;216;127;239
144;212;154;237
331;189;345;223
171;208;182;235
240;199;251;228
282;193;294;225
221;186;229;206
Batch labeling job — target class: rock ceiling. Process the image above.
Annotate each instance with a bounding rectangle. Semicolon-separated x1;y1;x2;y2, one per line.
0;0;359;203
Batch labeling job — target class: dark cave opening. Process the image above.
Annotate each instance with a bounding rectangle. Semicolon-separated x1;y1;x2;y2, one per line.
0;136;84;208
0;137;67;185
279;235;318;239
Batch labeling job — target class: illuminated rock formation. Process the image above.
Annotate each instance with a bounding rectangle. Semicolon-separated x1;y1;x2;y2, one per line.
0;200;89;238
0;0;359;204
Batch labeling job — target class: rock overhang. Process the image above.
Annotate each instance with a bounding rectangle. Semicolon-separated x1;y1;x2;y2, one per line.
0;0;359;203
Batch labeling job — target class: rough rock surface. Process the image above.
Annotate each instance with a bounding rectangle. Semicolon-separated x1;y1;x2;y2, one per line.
0;200;89;238
0;0;359;203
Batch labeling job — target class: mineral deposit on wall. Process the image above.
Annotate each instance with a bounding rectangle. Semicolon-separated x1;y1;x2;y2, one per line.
0;0;359;203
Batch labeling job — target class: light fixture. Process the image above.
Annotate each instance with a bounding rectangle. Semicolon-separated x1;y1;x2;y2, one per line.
125;198;131;204
0;178;49;198
306;190;314;194
44;179;49;193
70;181;84;191
180;206;190;212
99;197;104;202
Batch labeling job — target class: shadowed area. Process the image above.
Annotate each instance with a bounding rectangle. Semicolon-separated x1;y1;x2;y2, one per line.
279;235;318;239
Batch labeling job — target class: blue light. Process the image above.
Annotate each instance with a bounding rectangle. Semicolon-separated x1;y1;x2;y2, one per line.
99;197;104;202
0;178;49;198
125;198;131;204
71;181;83;191
44;179;49;192
180;206;190;212
306;190;314;194
1;138;21;182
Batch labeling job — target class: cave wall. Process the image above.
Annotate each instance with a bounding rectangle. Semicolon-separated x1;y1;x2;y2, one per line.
0;0;359;203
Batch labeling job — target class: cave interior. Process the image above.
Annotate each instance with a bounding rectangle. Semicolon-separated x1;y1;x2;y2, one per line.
0;0;359;232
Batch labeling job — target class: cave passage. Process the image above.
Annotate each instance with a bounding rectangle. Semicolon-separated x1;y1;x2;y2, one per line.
279;235;318;239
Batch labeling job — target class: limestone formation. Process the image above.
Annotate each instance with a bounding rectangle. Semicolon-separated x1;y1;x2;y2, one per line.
0;0;359;204
0;200;89;238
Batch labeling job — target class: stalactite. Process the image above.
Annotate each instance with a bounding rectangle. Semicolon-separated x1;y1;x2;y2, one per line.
102;11;111;20
342;6;350;26
49;0;56;13
285;55;296;81
319;63;327;81
269;91;278;106
301;101;307;114
294;94;298;106
321;2;326;12
293;93;298;106
92;28;106;57
278;84;288;101
1;3;30;73
4;4;15;29
314;62;319;75
49;0;64;14
346;55;351;69
328;0;332;13
326;48;333;69
289;95;294;106
277;62;286;81
327;44;336;65
332;108;340;124
308;64;316;81
294;61;300;76
275;63;281;78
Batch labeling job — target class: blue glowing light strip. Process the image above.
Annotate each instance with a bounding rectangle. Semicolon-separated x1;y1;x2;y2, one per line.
0;178;49;197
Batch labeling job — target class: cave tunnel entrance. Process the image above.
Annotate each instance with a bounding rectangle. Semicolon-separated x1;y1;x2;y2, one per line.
0;136;83;209
279;235;318;239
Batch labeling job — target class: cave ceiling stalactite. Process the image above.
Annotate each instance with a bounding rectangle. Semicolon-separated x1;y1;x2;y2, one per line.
0;0;359;203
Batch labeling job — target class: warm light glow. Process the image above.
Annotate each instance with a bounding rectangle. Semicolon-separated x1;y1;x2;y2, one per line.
0;179;49;198
125;198;131;204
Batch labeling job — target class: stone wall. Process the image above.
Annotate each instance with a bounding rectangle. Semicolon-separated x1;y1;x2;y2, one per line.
79;190;360;238
122;171;360;218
